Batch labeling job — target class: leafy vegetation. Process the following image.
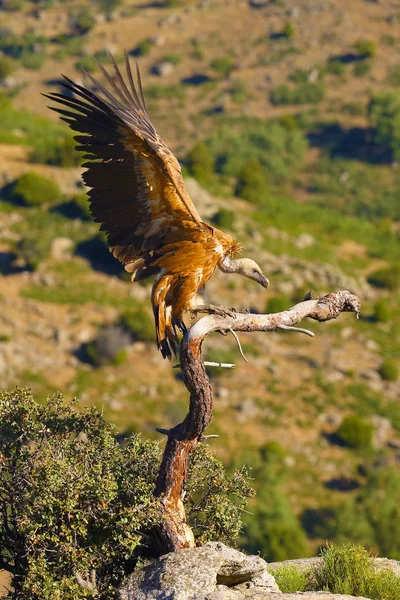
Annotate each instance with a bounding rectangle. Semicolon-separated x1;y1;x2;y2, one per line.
336;414;373;449
269;565;309;593
314;543;400;599
270;83;324;105
11;172;61;206
0;389;254;599
378;358;399;381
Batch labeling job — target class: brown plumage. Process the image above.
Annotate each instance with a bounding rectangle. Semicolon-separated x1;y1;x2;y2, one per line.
45;53;269;359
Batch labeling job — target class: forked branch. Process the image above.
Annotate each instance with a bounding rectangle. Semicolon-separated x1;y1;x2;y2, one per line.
152;290;360;554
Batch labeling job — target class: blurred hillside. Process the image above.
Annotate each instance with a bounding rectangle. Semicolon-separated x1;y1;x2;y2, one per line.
0;0;400;564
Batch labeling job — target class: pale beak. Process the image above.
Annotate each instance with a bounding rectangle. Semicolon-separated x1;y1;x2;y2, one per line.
258;273;270;289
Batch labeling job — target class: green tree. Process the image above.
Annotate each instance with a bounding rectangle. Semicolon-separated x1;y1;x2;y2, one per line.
379;359;399;381
235;160;267;203
242;443;309;561
187;141;214;184
334;467;400;559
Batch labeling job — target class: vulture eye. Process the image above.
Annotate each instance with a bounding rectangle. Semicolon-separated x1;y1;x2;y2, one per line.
253;269;258;274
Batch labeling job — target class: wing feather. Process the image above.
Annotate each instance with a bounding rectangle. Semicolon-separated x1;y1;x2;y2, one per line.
45;55;202;265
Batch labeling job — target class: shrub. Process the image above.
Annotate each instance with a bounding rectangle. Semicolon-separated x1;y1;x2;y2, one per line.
281;22;295;39
378;358;399;381
325;60;346;76
120;306;155;343
0;52;15;82
0;389;253;599
267;296;289;313
205;120;308;183
388;65;400;87
211;208;235;230
367;266;399;290
134;38;152;57
355;39;377;58
313;543;400;599
162;53;181;65
70;192;92;220
20;50;45;70
84;325;131;366
235;159;266;203
373;298;390;322
269;565;309;593
353;60;372;77
15;236;47;270
270;83;324;105
187;141;214;184
11;172;61;206
210;57;235;78
71;7;95;34
368;93;400;161
336;414;373;449
75;56;97;73
96;0;122;18
30;135;80;167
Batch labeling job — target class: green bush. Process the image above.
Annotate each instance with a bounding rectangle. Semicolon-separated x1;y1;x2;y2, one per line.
11;172;61;206
235;159;266;203
367;266;399;290
373;298;390;322
71;7;95;34
0;389;253;599
162;53;181;65
71;192;92;220
120;306;155;343
135;38;152;57
336;414;373;449
96;0;122;18
210;56;235;78
355;39;377;58
388;65;400;87
378;358;399;381
0;52;15;82
267;296;289;313
30;135;80;167
269;565;309;593
271;82;324;105
20;51;45;70
75;56;97;73
353;60;372;77
313;543;400;599
281;22;295;40
205;119;308;183
15;236;48;271
325;60;346;76
211;208;235;230
368;93;400;161
187;141;214;184
84;325;131;367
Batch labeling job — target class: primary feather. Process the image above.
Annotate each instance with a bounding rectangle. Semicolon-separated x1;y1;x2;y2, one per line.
45;53;240;358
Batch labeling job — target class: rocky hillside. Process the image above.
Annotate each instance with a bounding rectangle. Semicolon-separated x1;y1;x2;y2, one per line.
0;0;400;565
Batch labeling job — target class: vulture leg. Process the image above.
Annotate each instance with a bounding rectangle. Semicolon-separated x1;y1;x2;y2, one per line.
190;304;238;319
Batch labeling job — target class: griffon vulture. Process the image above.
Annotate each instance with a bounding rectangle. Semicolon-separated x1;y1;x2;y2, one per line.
45;54;269;359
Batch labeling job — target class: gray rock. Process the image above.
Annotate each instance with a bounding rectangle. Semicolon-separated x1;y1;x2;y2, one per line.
118;542;279;600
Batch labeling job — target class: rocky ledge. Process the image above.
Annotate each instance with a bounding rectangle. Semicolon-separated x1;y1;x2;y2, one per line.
117;542;377;600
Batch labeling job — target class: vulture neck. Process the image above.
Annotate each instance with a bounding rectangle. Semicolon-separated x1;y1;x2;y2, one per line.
218;255;243;274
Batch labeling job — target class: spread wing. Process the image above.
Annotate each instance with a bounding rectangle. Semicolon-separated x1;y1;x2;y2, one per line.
44;52;203;266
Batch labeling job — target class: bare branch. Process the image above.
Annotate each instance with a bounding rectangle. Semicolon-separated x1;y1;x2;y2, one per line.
151;290;360;555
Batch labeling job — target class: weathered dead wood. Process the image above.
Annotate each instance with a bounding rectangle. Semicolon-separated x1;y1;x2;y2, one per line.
152;290;360;554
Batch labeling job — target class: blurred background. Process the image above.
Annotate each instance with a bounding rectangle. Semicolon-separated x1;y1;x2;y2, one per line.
0;0;399;564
